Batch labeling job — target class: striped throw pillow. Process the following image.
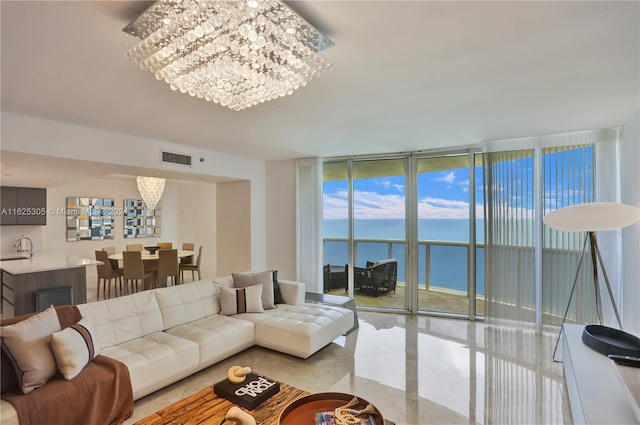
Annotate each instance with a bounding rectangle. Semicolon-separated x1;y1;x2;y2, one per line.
219;285;264;315
51;317;99;380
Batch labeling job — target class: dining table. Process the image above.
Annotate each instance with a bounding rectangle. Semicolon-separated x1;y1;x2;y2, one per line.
107;250;195;262
108;249;195;287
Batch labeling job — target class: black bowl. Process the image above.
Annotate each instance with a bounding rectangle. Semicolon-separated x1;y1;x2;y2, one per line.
144;246;160;254
582;325;640;357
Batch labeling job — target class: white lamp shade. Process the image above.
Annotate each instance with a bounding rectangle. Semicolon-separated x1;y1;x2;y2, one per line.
543;202;640;232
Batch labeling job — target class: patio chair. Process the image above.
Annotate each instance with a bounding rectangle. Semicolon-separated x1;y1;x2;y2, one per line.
353;259;397;297
323;264;348;292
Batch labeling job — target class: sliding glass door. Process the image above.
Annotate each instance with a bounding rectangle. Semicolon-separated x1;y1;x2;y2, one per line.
323;150;482;317
352;158;406;309
322;158;408;310
416;153;483;316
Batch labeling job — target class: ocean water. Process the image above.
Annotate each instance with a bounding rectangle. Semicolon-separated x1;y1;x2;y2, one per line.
323;219;485;295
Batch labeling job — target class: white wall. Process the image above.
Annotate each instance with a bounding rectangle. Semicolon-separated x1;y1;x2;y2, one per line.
1;112;267;275
175;181;217;277
621;109;640;335
217;181;252;276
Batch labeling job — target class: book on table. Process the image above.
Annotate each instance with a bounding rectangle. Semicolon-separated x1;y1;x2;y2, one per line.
213;373;280;410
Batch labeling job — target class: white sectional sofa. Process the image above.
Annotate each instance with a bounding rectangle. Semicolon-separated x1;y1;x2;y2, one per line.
0;276;354;424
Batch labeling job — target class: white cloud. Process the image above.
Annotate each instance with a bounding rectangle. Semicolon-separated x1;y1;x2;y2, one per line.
436;171;456;184
324;190;486;220
353;190;406;219
418;196;480;219
378;179;391;189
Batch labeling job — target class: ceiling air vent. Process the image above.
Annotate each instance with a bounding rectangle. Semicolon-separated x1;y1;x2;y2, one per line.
161;151;192;167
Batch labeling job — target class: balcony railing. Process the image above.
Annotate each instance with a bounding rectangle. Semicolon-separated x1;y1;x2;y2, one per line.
323;238;485;296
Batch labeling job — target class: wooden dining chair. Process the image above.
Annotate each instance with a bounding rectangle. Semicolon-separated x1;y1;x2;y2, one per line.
158;249;179;287
126;244;143;252
95;250;123;299
123;251;156;293
157;242;173;250
180;245;202;283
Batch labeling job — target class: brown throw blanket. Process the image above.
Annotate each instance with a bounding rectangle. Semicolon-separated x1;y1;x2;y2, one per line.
1;306;134;425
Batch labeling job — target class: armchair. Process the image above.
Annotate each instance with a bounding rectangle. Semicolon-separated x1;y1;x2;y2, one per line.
353;259;397;296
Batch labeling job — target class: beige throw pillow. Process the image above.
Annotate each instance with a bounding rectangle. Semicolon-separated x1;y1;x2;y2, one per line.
232;271;276;309
0;305;62;394
51;317;99;380
219;285;264;315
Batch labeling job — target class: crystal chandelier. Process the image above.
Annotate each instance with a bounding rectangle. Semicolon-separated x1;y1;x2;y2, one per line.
123;0;334;111
136;176;166;210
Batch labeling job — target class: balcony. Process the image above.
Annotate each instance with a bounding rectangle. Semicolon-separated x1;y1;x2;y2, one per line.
323;238;485;315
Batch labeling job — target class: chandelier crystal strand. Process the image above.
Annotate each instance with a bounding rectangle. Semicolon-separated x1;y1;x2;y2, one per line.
124;0;333;111
136;176;166;211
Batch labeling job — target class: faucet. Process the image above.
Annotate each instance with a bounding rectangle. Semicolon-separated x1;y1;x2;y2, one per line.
14;235;34;257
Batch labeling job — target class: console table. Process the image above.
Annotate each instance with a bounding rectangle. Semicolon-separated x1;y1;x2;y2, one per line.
562;324;640;424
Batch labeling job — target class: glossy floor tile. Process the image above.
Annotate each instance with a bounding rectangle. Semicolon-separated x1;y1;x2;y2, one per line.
125;312;573;425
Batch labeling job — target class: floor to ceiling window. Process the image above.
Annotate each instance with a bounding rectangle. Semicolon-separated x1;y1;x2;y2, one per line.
542;144;597;327
322;160;349;292
323;158;408;310
322;150;483;317
416;154;472;316
319;129;619;324
482;128;620;328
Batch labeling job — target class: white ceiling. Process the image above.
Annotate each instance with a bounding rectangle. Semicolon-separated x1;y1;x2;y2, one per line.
1;1;639;167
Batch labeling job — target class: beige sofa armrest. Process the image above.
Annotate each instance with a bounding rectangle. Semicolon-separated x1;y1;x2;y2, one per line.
277;279;306;305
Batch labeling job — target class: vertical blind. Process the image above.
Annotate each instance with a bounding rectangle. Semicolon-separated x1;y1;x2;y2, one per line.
483;149;536;323
483;128;620;326
542;145;597;326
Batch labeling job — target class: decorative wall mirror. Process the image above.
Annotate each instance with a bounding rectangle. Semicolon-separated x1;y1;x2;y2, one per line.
66;197;115;241
123;199;161;238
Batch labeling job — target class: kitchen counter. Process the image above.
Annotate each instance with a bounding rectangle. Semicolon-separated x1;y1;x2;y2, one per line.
0;250;101;274
1;250;100;317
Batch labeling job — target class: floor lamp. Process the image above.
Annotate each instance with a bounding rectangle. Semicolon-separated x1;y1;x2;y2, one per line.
544;202;640;361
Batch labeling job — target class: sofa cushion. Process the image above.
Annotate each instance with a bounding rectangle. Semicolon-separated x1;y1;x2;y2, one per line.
236;304;354;359
100;332;199;400
220;285;264;315
51;317;99;380
212;275;234;288
0;305;62;394
165;315;255;369
373;258;396;267
77;290;164;351
232;271;276;309
155;280;220;329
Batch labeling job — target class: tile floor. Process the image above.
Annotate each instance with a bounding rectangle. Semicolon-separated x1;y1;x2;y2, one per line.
125;312;573;425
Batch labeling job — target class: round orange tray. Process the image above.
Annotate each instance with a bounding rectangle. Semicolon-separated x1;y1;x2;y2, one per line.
278;392;384;425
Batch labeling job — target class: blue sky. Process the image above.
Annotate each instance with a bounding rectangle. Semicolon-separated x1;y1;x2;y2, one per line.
322;146;593;225
323;166;485;220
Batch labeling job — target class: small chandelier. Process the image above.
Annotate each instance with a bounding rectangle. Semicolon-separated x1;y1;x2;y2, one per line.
123;0;334;111
136;176;166;210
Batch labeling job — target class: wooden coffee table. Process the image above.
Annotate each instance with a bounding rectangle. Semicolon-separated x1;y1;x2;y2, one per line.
134;382;309;425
